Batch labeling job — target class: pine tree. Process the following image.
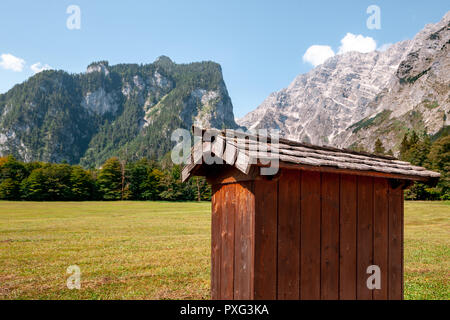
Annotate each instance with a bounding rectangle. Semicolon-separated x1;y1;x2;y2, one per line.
399;133;410;158
427;135;450;199
141;168;164;200
159;166;184;201
70;166;95;200
410;131;419;146
374;139;386;155
127;159;150;200
97;157;123;200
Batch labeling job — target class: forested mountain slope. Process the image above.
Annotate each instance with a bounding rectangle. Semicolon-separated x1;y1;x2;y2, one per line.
0;56;238;167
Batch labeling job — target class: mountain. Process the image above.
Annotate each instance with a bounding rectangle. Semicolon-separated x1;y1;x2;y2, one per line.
0;56;238;167
238;12;450;154
338;13;450;151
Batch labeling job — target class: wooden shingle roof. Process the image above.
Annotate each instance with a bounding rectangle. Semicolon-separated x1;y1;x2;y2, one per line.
182;127;441;184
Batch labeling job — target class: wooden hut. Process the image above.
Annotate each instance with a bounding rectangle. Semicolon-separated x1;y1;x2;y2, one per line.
182;127;440;300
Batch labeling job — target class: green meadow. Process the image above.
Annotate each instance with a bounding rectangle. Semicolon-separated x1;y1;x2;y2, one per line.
0;201;448;300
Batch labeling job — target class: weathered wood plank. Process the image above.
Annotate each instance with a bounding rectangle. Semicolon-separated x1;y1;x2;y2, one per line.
211;184;222;300
276;162;436;183
388;184;403;300
300;171;321;300
212;135;225;158
235;150;252;174
181;161;194;182
373;178;389;300
223;142;237;165
401;193;404;299
193;140;203;164
254;179;278;300
339;174;357;300
207;166;262;186
321;172;340;300
220;183;235;299
234;182;255;300
277;170;300;299
357;176;373;300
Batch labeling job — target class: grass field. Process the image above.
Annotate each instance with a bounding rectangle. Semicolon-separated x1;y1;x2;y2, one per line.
0;201;448;300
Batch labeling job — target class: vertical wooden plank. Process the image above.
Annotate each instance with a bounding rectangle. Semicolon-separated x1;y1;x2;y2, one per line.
254;179;278;300
339;175;357;300
388;184;403;300
211;184;222;300
277;170;300;299
220;183;235;299
357;176;373;300
401;194;404;300
321;172;340;300
373;178;389;300
300;171;321;300
234;182;255;300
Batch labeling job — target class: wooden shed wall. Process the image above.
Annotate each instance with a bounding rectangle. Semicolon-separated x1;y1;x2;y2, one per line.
210;168;404;300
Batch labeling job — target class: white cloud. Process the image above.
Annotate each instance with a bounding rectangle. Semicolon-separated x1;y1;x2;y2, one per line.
31;62;53;74
338;33;377;54
378;43;393;52
0;53;25;72
303;45;335;67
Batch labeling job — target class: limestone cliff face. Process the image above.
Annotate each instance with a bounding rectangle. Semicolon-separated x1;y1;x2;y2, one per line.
0;57;238;166
238;12;450;153
338;12;450;153
238;41;411;144
181;83;236;130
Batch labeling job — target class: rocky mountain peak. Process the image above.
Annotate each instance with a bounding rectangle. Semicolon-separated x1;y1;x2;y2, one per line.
237;12;449;154
86;61;110;75
154;55;174;65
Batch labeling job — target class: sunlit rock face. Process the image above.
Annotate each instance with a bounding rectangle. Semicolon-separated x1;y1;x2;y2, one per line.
238;13;450;153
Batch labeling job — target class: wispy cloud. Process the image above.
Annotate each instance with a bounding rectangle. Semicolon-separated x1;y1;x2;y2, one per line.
31;62;53;74
0;53;25;72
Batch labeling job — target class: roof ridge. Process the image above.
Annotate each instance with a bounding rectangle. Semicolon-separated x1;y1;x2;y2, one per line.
193;126;398;161
183;126;440;184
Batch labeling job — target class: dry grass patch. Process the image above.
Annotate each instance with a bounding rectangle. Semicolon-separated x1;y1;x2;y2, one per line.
0;200;448;299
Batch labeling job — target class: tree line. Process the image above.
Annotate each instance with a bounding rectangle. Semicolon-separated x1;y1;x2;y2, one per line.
1;129;448;201
0;156;211;201
373;130;449;200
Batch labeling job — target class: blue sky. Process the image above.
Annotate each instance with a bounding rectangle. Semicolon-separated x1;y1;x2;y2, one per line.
0;1;448;118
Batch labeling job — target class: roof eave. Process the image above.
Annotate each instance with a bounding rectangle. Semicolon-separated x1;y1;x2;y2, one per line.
182;161;440;186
